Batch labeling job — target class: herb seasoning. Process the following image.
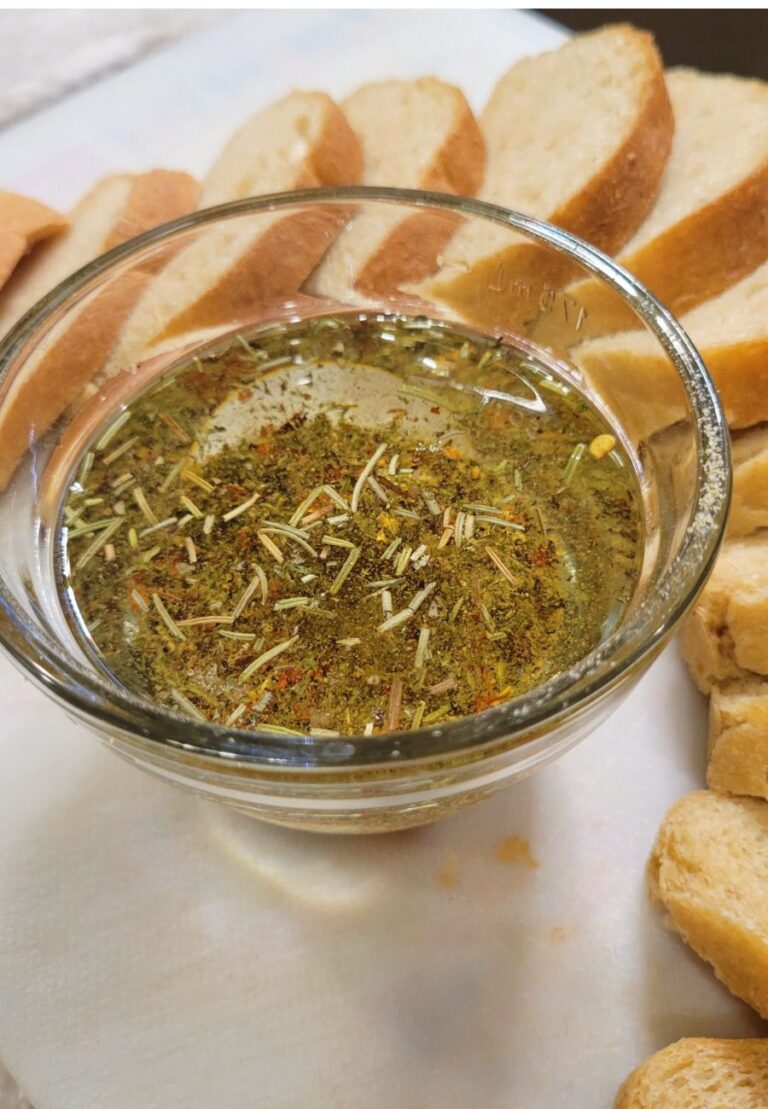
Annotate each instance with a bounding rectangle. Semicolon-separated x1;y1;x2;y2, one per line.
57;313;642;736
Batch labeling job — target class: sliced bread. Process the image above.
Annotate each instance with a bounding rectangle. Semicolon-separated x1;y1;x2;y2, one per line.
680;537;768;693
567;69;768;337
730;425;768;537
0;175;133;331
615;1037;768;1108
709;678;768;801
575;258;768;431
415;25;673;327
648;790;768;1019
0;171;198;332
104;91;362;373
307;78;484;300
0;170;199;491
0;190;67;289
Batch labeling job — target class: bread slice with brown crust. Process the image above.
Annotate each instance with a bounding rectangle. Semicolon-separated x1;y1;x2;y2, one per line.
0;170;199;491
0;190;67;288
680;537;768;694
649;790;768;1020
0;175;133;332
615;1037;768;1108
307;78;484;300
414;25;673;329
104;91;362;374
709;679;768;801
575;257;768;431
567;69;768;337
0;171;198;333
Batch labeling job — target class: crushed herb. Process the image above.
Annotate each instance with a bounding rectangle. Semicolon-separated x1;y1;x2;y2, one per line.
59;312;642;736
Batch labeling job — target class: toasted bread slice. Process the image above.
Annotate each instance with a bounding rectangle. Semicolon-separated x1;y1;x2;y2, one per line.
415;25;672;328
731;425;768;536
105;91;362;374
0;175;133;331
568;69;768;336
680;537;768;694
709;679;768;801
649;790;768;1019
0;190;67;288
615;1037;768;1108
0;172;197;332
575;258;768;431
307;78;484;300
0;170;199;491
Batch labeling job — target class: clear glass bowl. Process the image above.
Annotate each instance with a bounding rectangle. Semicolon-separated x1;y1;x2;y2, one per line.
0;188;730;832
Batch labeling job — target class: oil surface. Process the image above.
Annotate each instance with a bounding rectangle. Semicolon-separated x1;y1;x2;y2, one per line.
58;313;642;737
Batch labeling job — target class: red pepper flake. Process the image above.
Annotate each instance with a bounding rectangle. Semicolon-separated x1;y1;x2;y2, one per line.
276;667;303;692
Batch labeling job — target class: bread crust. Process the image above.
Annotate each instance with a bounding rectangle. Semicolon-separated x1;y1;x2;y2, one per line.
0;272;149;491
109;93;362;363
422;26;673;330
353;95;485;294
0;189;67;242
552;29;673;256
0;232;27;289
309;93;365;188
0;170;199;491
0;176;134;332
156;206;352;341
0;191;68;290
569;159;768;336
104;170;199;253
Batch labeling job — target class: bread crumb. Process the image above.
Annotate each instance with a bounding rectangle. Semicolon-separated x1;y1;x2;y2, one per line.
496;835;539;869
437;855;459;888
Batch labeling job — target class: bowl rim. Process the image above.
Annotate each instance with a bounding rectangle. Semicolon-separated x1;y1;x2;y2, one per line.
0;185;731;770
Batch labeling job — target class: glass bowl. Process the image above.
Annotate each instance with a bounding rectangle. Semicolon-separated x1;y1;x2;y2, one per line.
0;188;730;833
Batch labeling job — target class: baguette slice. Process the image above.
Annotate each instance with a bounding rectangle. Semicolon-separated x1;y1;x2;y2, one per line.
615;1038;768;1108
0;175;133;331
709;679;768;801
0;190;67;289
575;258;768;431
0;170;199;491
307;78;484;300
415;25;673;327
680;537;768;693
649;790;768;1020
567;69;768;336
0;171;198;332
105;91;362;373
730;425;768;536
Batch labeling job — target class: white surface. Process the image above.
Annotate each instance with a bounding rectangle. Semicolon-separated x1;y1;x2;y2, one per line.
0;12;222;129
0;11;763;1109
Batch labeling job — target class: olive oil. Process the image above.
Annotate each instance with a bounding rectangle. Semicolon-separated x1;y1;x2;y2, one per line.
57;313;642;737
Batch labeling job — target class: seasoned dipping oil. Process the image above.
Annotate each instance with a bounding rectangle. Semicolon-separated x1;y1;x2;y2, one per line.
57;313;642;737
